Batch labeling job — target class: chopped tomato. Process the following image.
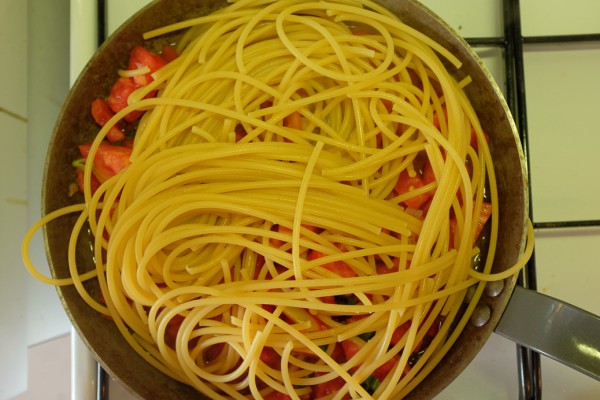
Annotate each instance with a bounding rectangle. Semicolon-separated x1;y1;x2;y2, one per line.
449;202;493;248
390;320;412;346
75;167;101;194
203;342;225;364
90;98;126;142
313;376;348;399
164;313;184;349
307;244;357;278
382;99;393;113
270;224;292;248
283;111;302;130
310;314;330;331
127;45;168;87
263;391;293;400
376;259;400;275
474;202;493;241
340;338;362;360
341;338;401;381
372;354;402;381
161;44;178;63
91;98;115;126
351;28;372;36
260;346;281;369
79;142;132;183
107;77;144;122
234;124;247;142
395;170;432;209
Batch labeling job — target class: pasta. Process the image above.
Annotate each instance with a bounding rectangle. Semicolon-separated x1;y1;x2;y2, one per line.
22;0;534;399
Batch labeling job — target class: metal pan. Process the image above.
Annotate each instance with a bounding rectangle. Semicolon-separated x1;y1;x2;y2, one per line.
40;0;599;398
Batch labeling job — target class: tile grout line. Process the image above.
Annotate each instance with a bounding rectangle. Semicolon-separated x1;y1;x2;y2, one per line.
0;106;28;123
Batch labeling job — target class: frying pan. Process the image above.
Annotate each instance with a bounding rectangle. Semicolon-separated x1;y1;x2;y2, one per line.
40;0;600;398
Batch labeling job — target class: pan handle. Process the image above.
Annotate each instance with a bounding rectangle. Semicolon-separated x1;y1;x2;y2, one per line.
495;285;600;381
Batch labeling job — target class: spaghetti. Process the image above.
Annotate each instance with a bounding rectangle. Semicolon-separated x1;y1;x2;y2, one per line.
22;0;533;399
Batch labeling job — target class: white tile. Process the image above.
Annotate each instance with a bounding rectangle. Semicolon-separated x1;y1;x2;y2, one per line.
107;0;152;35
438;334;518;399
0;112;28;400
12;334;71;400
524;44;600;222
0;0;28;118
475;46;507;96
26;0;72;348
419;0;504;39
521;0;600;37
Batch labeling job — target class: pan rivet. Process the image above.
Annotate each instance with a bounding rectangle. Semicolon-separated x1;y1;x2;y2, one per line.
485;280;504;298
471;304;491;327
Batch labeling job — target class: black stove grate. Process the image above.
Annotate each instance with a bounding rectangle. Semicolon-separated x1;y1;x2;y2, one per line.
465;0;600;398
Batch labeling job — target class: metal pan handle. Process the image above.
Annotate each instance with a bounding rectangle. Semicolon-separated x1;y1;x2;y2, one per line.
495;285;600;381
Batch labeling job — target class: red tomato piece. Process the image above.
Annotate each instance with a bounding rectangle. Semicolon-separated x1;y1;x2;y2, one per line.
474;202;493;241
395;170;432;209
164;313;184;349
90;98;126;142
270;224;292;248
390;320;412;346
79;142;132;183
76;168;101;195
313;376;347;399
260;347;281;369
340;339;362;360
128;45;168;87
91;98;114;126
234;124;247;142
107;77;144;123
283;111;302;130
372;354;401;381
203;343;225;364
161;44;178;62
307;246;357;278
105;126;126;143
263;390;293;400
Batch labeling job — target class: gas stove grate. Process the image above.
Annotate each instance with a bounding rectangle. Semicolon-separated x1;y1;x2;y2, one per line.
463;0;600;398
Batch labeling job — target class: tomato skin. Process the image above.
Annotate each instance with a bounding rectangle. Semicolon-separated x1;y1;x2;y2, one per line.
260;346;281;369
128;45;167;87
474;202;493;241
91;98;114;126
76;168;101;194
90;98;126;142
313;376;348;399
394;170;432;209
161;44;178;62
79;142;132;183
307;246;357;278
390;320;412;346
283;111;302;130
372;354;401;381
340;338;361;361
263;390;293;400
106;77;144;122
